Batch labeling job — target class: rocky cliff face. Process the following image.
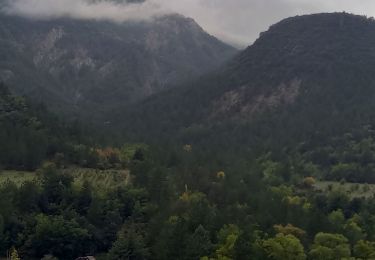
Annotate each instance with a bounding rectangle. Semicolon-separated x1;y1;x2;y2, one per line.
0;13;236;116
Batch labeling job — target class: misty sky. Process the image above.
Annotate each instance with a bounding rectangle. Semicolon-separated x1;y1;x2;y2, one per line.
2;0;375;47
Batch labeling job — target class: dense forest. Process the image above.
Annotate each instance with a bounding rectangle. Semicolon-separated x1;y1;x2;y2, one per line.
4;12;375;260
4;84;375;260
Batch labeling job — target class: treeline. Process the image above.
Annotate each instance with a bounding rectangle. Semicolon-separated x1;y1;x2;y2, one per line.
0;163;148;259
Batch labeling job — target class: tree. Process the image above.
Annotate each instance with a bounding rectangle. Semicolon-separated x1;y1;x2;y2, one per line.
273;224;306;239
185;225;212;259
147;168;170;204
344;215;365;243
178;192;216;231
302;177;316;189
154;216;189;260
16;181;40;213
215;225;241;259
39;163;73;211
262;161;285;186
234;228;263;260
309;233;351;260
25;214;90;259
10;247;20;260
327;209;345;233
262;233;306;260
75;180;93;214
354;240;375;259
107;225;149;260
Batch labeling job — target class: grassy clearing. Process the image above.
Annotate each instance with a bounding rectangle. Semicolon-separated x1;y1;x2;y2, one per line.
0;168;130;190
0;170;37;186
66;168;130;191
314;181;375;198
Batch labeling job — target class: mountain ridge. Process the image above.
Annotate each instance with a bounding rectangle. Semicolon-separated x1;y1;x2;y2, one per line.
116;12;375;147
0;12;236;117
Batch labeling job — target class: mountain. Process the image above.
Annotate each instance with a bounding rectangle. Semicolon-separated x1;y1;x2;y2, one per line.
0;13;236;116
119;12;375;147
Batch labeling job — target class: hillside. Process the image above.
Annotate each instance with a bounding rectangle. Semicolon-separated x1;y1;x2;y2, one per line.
0;82;104;170
118;13;375;147
0;12;236;117
0;82;62;170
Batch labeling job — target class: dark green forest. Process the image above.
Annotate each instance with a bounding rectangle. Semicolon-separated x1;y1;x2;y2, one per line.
4;83;375;260
4;11;375;260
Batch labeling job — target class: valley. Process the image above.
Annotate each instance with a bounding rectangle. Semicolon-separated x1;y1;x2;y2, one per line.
2;7;375;260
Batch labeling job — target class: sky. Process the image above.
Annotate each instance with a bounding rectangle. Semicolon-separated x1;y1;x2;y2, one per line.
2;0;375;48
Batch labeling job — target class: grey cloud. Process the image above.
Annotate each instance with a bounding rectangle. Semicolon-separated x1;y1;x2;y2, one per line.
1;0;168;21
2;0;375;47
174;0;375;47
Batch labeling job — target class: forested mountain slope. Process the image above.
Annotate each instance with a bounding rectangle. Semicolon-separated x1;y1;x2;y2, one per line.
0;83;64;169
0;82;100;170
0;12;236;117
120;12;375;148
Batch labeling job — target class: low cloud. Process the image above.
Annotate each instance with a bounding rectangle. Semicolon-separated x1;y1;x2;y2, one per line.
1;0;168;22
2;0;375;47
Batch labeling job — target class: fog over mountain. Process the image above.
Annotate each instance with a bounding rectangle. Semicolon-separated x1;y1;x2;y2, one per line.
2;0;375;47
